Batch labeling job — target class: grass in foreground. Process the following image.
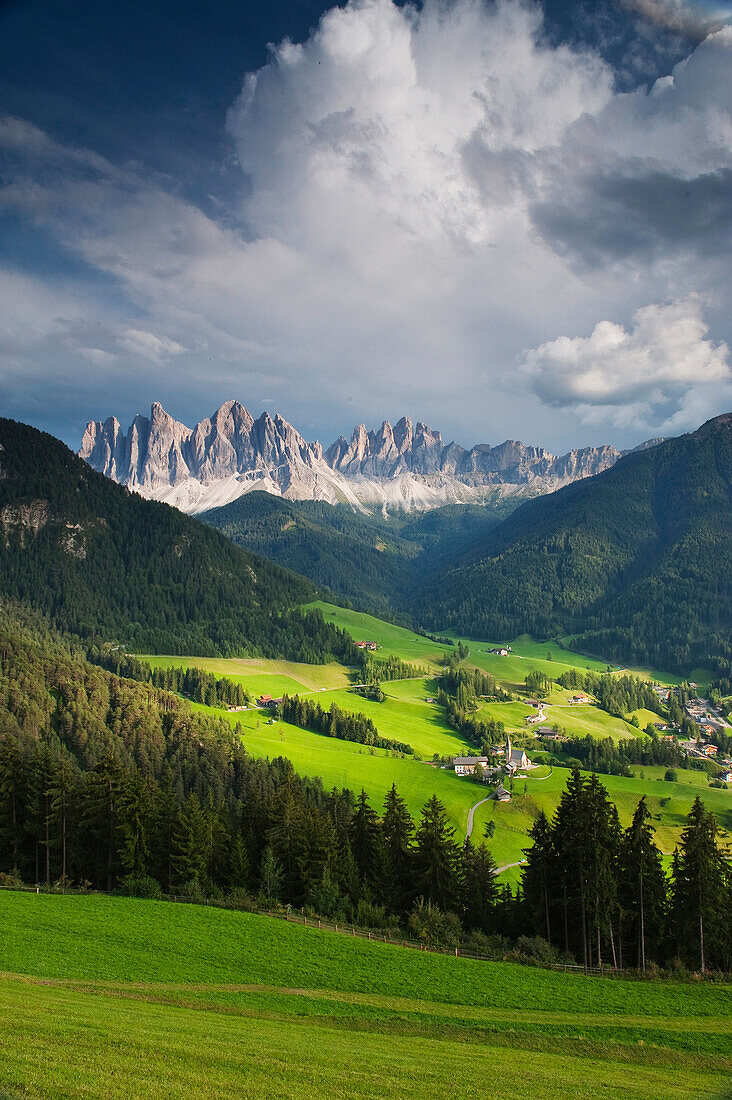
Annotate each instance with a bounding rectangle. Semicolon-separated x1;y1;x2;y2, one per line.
0;892;730;1100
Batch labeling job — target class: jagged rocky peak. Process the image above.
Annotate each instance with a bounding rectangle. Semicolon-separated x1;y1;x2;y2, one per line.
80;400;323;493
80;399;644;515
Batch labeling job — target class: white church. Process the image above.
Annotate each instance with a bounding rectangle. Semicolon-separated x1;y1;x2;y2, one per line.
504;735;531;773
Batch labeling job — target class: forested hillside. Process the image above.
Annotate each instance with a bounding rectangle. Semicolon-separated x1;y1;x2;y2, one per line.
0;420;355;660
201;493;514;618
1;610;729;971
420;414;732;676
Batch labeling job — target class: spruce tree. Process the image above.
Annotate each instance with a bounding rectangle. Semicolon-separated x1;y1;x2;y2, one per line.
672;797;731;971
521;811;556;946
349;789;381;894
462;840;498;932
619;796;666;971
413;795;460;912
381;784;414;913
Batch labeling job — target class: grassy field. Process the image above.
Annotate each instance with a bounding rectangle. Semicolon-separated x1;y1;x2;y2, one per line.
307;602;688;690
193;693;731;872
192;700;483;836
137;606;729;876
142;654;352;692
0;891;730;1100
316;684;471;757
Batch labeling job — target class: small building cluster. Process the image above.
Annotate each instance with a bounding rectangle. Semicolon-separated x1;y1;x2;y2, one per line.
486;646;512;656
258;694;284;709
452;736;535;801
354;640;379;651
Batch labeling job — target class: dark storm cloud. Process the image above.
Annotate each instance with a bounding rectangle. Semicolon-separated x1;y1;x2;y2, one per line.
532;168;732;267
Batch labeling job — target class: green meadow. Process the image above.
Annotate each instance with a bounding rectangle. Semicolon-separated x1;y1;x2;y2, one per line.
195;692;731;871
139;603;729;873
191;700;482;838
0;891;730;1100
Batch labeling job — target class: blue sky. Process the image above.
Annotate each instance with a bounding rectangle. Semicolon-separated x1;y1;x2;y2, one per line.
1;0;731;452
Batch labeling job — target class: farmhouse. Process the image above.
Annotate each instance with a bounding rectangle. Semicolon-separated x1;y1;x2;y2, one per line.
355;641;378;651
258;695;283;709
227;704;248;713
703;744;718;756
453;756;489;776
570;693;591;705
494;781;511;802
488;647;511;656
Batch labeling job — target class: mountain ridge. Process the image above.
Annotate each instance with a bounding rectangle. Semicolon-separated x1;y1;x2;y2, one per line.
0;417;356;660
80;400;636;515
417;412;732;675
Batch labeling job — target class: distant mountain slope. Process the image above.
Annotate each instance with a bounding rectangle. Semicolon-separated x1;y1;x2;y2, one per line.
80;399;627;515
199;492;519;618
0;419;354;660
419;414;732;675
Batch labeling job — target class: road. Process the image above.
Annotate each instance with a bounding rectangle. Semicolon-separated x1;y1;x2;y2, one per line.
465;796;493;840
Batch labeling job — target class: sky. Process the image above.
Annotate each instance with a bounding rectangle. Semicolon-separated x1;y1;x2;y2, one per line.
1;0;731;454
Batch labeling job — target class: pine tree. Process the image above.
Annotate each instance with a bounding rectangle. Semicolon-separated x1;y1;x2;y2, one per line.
462;840;498;932
413;795;460;912
381;784;414;913
349;789;381;894
672;797;731;971
521;811;556;946
619;796;666;971
171;793;209;893
49;752;78;886
260;843;283;902
118;772;155;884
0;738;26;872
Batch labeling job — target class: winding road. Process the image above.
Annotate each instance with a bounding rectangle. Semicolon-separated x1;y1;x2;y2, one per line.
465;796;493;840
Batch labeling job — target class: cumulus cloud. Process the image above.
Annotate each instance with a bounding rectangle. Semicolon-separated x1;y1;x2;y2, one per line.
521;298;731;429
0;0;731;449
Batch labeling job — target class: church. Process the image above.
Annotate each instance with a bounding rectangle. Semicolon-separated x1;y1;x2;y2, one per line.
504;736;530;773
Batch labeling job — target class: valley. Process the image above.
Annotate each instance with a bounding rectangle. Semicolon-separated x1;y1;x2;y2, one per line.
139;602;732;880
0;414;730;1100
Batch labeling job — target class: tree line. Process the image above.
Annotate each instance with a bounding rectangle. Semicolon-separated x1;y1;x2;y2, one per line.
543;732;687;778
522;771;731;972
89;651;252;709
0;619;729;971
436;667;508;753
278;696;413;755
556;669;665;719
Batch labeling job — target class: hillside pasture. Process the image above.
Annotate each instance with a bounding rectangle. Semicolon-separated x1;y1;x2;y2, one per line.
0;892;730;1100
192;702;483;838
141;654;352;692
318;685;471;758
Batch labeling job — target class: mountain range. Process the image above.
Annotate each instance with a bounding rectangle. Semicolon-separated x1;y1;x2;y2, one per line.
79;400;633;514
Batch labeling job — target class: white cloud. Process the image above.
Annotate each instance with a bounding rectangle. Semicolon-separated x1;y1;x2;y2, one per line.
521;298;731;429
117;329;187;361
1;1;731;449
